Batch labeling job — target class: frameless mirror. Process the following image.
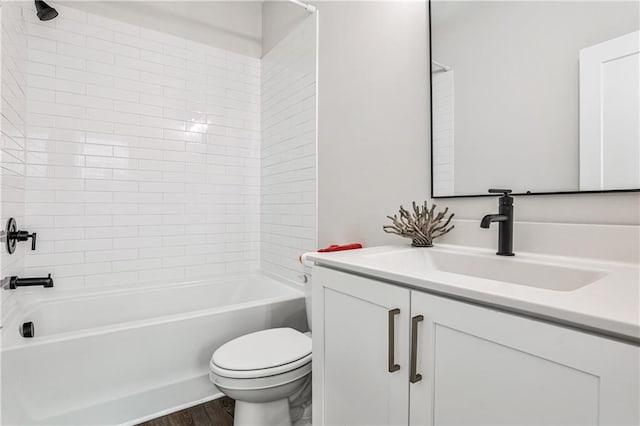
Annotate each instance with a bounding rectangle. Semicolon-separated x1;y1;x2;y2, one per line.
429;1;640;197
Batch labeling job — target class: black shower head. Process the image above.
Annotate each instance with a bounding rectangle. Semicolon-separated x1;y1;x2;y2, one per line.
35;0;58;21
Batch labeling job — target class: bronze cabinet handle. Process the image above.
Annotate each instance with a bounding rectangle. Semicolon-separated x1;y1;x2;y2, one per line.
388;308;401;372
410;314;424;383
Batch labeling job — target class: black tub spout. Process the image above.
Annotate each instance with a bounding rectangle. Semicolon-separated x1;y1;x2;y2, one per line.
2;274;54;290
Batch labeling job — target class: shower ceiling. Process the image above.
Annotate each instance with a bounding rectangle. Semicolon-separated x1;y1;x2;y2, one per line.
59;1;263;55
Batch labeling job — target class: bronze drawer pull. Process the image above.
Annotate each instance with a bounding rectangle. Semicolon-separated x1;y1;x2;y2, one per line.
410;314;424;383
388;308;401;372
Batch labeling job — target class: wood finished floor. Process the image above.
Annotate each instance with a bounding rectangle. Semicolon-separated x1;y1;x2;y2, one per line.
137;397;235;426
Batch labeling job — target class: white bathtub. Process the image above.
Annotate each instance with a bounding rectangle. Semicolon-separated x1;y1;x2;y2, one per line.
0;274;307;425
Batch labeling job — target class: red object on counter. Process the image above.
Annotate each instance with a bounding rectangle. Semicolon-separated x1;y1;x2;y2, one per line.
317;243;363;252
299;243;363;264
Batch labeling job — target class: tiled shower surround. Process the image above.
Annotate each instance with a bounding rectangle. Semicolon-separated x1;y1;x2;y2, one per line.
1;1;28;286
2;3;316;289
261;17;316;283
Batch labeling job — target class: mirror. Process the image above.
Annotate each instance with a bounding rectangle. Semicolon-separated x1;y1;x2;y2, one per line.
429;1;640;197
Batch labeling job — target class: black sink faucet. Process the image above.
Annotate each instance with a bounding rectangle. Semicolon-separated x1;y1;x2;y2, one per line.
481;189;515;256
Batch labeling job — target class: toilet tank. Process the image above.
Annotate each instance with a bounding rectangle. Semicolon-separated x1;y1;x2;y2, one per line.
304;275;312;332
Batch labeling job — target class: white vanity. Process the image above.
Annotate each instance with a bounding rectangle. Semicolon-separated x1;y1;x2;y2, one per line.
306;245;640;425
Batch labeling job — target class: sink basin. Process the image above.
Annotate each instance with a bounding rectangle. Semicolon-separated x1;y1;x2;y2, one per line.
367;248;606;291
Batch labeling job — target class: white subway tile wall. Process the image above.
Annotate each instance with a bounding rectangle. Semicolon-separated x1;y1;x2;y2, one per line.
432;70;455;197
18;4;262;288
1;1;28;296
261;17;317;283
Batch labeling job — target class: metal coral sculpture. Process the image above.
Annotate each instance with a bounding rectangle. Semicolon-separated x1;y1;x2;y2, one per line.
383;201;454;247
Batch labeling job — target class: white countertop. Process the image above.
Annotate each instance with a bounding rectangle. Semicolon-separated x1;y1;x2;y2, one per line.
305;244;640;342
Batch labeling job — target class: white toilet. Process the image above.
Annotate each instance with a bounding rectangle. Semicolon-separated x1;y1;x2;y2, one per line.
209;281;313;425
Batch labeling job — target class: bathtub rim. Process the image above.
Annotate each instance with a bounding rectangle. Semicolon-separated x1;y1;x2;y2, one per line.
1;273;304;351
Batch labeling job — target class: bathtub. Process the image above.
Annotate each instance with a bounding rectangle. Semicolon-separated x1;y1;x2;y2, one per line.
0;274;307;425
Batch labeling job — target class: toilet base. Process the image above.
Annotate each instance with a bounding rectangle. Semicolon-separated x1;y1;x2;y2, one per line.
234;398;291;426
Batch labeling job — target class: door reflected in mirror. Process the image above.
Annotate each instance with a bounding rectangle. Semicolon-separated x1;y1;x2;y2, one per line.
429;1;639;197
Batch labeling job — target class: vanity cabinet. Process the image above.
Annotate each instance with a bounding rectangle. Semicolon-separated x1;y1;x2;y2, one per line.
313;266;411;425
313;266;640;426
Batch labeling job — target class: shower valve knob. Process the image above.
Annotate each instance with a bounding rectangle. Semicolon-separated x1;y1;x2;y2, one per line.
5;218;37;254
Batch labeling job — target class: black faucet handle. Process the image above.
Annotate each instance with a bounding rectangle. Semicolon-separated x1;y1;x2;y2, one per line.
5;218;38;254
14;230;37;250
488;189;512;195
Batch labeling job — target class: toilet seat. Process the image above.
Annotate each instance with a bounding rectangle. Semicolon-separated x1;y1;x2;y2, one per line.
211;353;312;380
210;328;312;380
212;362;312;391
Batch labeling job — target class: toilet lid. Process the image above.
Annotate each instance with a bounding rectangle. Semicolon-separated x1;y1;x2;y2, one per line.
212;328;311;372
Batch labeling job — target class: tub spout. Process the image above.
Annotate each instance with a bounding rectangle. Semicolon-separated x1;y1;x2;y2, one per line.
2;274;54;290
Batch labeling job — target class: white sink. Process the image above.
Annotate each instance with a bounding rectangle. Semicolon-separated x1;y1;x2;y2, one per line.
306;244;638;340
366;248;606;291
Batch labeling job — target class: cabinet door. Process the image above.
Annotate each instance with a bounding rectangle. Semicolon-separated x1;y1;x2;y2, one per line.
313;266;411;425
409;291;640;426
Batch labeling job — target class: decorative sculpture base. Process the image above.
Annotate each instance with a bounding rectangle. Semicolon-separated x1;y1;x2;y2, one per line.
411;241;433;248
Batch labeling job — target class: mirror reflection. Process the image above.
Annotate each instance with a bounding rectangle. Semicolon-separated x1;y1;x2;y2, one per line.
430;1;639;197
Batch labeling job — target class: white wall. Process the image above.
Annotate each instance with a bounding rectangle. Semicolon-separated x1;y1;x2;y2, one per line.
264;0;639;257
315;1;431;247
431;1;639;195
60;1;263;58
18;3;261;289
1;0;28;289
261;15;317;283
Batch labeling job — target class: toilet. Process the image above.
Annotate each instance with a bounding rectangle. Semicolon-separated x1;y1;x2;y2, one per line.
209;280;313;425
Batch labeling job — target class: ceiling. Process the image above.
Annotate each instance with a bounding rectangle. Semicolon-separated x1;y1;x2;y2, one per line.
60;1;264;57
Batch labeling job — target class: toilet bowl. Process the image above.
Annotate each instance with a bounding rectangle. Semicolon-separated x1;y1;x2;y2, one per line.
210;327;312;426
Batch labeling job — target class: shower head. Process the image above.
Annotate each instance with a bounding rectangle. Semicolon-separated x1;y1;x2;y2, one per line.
35;0;58;21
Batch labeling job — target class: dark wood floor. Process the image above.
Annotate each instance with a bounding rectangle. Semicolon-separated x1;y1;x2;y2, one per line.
137;397;235;426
